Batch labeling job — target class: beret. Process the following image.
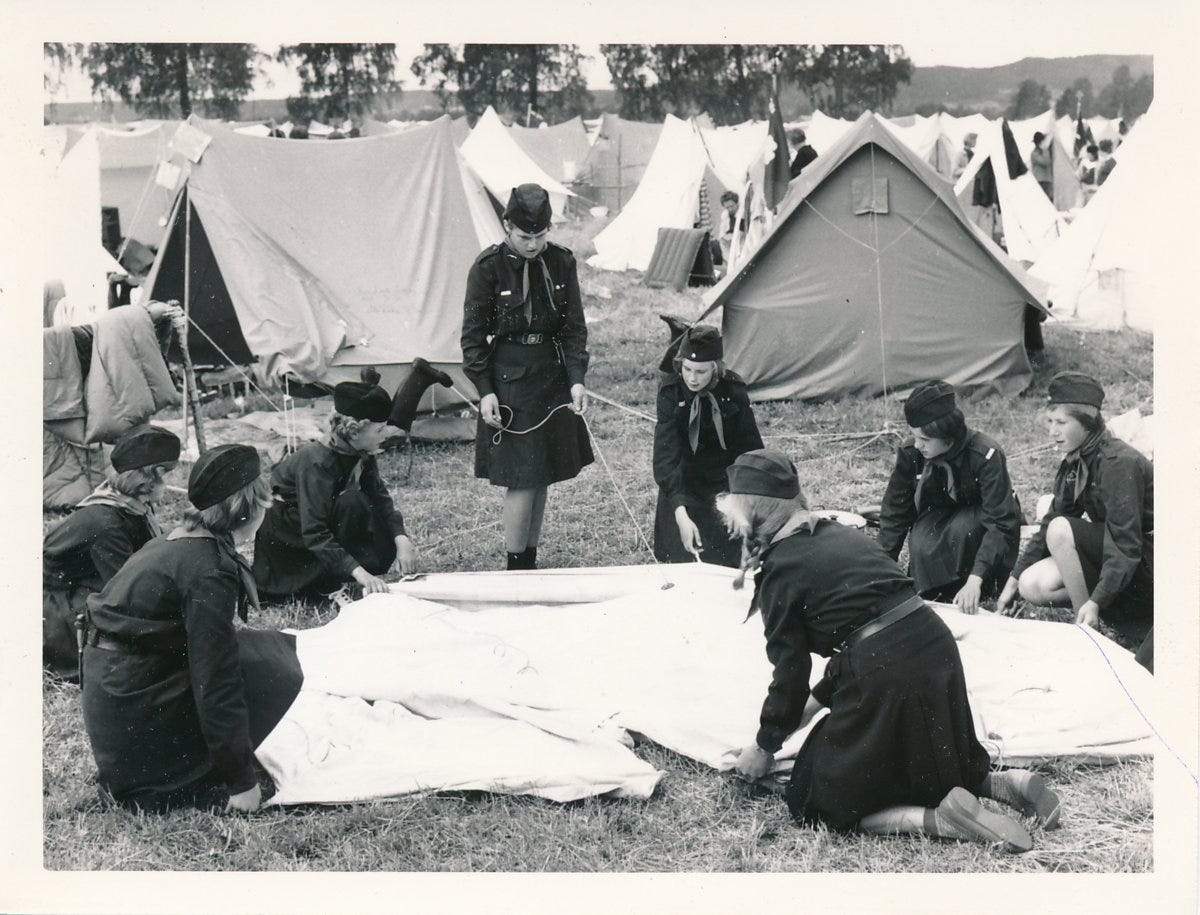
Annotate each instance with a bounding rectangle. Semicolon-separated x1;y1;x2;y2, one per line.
726;449;800;499
1048;371;1104;408
503;183;553;233
679;325;723;364
334;381;392;423
110;425;180;472
904;380;957;427
188;444;261;510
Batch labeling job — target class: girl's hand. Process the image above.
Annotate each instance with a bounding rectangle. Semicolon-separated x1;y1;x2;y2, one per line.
480;393;502;429
570;384;588;415
674;507;703;557
226;783;261;813
995;577;1021;616
735;744;774;780
352;566;390;594
1075;600;1101;629
953;574;984;615
395;535;418;575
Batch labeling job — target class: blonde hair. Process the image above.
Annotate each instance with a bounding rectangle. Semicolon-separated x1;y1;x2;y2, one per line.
182;476;272;535
716;490;810;547
329;411;377;441
107;464;172;500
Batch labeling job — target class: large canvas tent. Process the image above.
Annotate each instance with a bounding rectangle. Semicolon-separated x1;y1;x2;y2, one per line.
1030;109;1157;332
142;116;503;392
882;114;958;180
507;116;591;185
88;121;178;248
460;106;574;219
699;112;1048;402
577;113;664;213
588;115;728;273
1009;109;1085;211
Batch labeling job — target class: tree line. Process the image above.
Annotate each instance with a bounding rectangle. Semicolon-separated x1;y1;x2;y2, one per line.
44;43;1150;128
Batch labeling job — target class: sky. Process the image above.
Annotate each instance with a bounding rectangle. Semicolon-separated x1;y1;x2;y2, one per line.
45;38;1153;105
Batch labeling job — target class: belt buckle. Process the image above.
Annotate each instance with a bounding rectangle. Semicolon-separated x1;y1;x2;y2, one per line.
526;333;543;344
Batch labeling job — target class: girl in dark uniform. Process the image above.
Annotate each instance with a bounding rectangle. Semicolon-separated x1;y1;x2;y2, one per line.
253;381;417;600
720;450;1061;851
42;425;180;679
82;444;274;813
461;183;592;571
997;373;1154;670
878;381;1022;613
652;325;763;566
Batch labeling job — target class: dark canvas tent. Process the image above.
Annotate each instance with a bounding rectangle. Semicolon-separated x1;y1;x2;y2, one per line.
508;116;591;185
700;112;1049;402
578;114;664;213
143;115;503;393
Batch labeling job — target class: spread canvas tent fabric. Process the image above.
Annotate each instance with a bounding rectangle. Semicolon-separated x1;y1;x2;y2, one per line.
1009;109;1085;212
699;112;1048;402
459;106;574;219
142;116;503;392
507;116;591;185
1030;109;1157;332
953;118;1065;264
87;121;178;248
588;115;728;272
577;114;664;213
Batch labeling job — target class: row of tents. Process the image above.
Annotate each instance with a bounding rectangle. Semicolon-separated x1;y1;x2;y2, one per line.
42;103;1153;408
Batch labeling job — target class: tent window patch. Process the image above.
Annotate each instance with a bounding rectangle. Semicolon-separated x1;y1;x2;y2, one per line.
852;176;889;215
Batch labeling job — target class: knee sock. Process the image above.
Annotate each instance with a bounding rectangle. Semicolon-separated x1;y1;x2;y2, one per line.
522;546;537;570
976;771;1061;828
389;357;454;432
506;551;525;571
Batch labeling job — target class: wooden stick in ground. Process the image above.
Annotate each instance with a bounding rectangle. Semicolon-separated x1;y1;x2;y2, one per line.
179;191;208;453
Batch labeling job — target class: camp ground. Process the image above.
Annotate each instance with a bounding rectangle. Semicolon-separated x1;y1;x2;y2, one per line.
39;61;1168;879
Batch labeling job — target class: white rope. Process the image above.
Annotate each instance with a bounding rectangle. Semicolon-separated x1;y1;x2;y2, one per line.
589;391;656;422
181;313;284;413
491;402;575;445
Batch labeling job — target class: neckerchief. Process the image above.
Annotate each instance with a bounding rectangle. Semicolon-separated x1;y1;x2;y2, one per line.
686;377;726;454
913;430;969;513
742;512;819;620
76;481;162;538
505;244;555;327
1059;427;1107;503
166;525;260;620
324;433;367;489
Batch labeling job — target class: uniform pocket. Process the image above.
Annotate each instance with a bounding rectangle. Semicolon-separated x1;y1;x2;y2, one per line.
495;364;529;384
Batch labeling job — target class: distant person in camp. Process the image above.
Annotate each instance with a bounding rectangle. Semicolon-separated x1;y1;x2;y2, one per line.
1030;132;1054;199
997;373;1154;671
252;380;419;600
878;381;1022;613
788;129;818;179
652;325;763;567
1079;144;1101;185
719;450;1060;853
42;426;181;680
715;190;746;271
461;183;593;571
82;444;273;813
952;132;977;182
1096;140;1118;186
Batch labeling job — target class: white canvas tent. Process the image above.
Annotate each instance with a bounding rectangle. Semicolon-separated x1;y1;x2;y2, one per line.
460;106;574;219
1009;109;1085;211
141;116;503;392
882;113;958;180
1030;109;1157;332
954;119;1065;264
587;115;727;272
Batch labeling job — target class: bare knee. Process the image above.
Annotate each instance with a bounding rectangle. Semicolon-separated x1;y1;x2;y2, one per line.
1045;516;1076;553
1018;563;1058;604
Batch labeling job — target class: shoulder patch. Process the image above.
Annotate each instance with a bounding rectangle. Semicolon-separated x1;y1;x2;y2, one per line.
985;447;995;460
473;244;503;265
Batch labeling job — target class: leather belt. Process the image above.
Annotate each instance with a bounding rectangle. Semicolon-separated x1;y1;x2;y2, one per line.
499;333;549;345
840;593;926;652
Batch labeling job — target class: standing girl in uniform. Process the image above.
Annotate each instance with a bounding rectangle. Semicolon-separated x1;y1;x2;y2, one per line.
652;325;763;566
878;380;1022;613
720;450;1061;851
997;372;1154;670
461;184;592;571
82;444;273;813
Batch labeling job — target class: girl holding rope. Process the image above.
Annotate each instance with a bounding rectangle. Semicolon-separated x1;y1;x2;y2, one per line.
461;184;592;571
720;450;1061;852
996;373;1154;670
877;380;1022;613
652;325;763;566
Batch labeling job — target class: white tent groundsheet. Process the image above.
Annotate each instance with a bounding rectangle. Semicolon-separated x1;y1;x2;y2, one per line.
460;106;574;219
255;563;1155;807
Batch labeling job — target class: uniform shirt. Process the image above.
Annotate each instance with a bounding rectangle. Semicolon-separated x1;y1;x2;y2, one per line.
653;372;763;510
1013;431;1153;608
461;241;589;398
752;520;916;753
86;533;257;793
43;503;155;593
878;429;1022;579
789;145;818;179
1030;145;1053;184
266;443;406;581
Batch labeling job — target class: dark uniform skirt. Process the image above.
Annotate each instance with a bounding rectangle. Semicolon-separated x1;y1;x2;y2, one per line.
652;490;741;567
475;341;593;489
784;606;990;831
1059;514;1153;642
909;504;1008;597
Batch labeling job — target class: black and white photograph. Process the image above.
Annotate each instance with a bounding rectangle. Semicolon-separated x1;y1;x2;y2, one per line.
5;0;1199;910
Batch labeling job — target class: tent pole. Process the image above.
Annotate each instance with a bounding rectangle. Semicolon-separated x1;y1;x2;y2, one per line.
181;190;208;453
616;133;623;212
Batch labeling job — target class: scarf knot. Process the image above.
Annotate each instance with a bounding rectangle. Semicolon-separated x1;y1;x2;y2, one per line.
1062;427;1107;502
686;381;726;454
77;482;162;538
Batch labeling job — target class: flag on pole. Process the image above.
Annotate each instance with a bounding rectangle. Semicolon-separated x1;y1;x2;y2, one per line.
763;91;792;210
1000;120;1028;180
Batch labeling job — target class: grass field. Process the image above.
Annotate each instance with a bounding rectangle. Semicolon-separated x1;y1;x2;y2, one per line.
42;227;1154;873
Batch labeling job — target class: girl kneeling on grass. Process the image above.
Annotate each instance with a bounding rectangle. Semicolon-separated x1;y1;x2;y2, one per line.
720;450;1060;852
996;372;1154;671
253;380;418;600
82;445;273;813
877;380;1022;613
652;325;763;566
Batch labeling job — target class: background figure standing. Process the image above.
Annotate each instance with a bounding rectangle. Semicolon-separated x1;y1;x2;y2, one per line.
878;381;1022;613
652;326;763;566
788;129;818;179
1030;132;1054;199
461;184;592;571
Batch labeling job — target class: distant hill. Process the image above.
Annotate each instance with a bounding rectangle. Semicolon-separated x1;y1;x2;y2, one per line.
44;55;1152;124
